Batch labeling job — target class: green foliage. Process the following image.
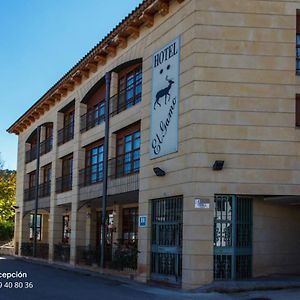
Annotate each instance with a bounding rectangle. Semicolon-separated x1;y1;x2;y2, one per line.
111;242;139;270
0;170;16;222
0;220;14;240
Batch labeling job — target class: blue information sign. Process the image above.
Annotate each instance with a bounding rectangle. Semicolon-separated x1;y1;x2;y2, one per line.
139;215;147;227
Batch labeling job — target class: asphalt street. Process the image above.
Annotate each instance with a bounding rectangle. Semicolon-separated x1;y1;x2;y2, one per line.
0;256;300;300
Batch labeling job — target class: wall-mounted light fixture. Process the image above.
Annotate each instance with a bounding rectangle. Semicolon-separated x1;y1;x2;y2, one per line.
213;160;224;171
153;167;166;177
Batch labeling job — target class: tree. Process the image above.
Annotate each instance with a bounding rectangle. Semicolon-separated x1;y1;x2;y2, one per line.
0;155;16;240
0;170;16;222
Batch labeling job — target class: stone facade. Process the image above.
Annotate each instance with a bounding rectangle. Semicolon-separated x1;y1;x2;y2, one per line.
9;0;300;290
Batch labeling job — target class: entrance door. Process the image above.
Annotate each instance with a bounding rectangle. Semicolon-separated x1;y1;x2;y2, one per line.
151;196;183;284
213;195;252;280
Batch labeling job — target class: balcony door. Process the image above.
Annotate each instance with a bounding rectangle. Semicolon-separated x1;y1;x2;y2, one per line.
116;123;140;177
85;142;104;184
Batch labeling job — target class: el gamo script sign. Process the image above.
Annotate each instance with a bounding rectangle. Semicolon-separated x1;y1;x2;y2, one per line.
150;37;180;159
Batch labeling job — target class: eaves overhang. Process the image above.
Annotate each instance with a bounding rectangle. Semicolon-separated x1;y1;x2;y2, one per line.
7;0;185;135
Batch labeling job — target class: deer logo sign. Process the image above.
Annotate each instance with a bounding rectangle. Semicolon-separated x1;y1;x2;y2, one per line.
154;76;175;110
150;36;180;159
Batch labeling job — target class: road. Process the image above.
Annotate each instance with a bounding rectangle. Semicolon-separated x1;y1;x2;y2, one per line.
0;256;300;300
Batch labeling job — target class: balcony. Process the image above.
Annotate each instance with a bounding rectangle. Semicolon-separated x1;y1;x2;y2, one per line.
40;136;53;156
24;181;51;201
79;162;103;186
112;150;140;178
25;135;53;163
80;106;105;133
57;122;74;146
110;81;141;117
56;174;72;193
25;145;37;163
79;150;140;188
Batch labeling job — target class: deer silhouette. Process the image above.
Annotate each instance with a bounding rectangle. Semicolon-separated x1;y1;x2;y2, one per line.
154;76;175;110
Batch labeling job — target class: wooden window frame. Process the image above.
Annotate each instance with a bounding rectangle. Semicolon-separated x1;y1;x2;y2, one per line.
29;170;36;189
62;154;73;177
118;64;142;112
85;140;104;184
115;123;141;177
42;163;52;184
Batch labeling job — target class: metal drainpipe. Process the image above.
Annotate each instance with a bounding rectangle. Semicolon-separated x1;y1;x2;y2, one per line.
33;125;41;257
100;72;111;268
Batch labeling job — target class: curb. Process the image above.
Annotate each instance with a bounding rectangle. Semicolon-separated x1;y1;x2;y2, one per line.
13;255;148;288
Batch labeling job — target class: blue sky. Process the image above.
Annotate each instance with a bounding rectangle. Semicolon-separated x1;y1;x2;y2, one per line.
0;0;142;170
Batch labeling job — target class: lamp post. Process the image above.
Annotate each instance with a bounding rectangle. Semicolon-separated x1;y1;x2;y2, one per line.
33;125;41;257
100;72;111;268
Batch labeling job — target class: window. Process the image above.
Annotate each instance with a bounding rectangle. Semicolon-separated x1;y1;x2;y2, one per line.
24;171;37;201
43;164;52;183
296;94;300;126
45;125;53;140
118;66;142;111
62;215;71;244
116;124;140;177
40;124;53;155
56;154;73;193
94;101;105;125
29;171;36;189
64;109;75;127
64;110;75;139
122;207;138;245
62;155;73;178
41;164;51;197
58;106;75;145
297;10;300;73
86;143;104;184
29;214;42;241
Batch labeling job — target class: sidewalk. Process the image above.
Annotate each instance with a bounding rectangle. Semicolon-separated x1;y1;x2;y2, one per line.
194;276;300;293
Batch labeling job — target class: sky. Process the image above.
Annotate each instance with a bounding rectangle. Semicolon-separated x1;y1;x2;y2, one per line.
0;0;142;170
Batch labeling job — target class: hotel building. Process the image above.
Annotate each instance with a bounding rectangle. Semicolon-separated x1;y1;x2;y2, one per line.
7;0;300;289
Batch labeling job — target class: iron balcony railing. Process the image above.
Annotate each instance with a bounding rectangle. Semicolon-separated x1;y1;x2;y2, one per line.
57;122;74;146
56;174;73;193
79;162;104;186
24;181;51;201
25;135;53;163
79;150;140;187
112;149;140;178
40;136;53;156
80;105;105;133
25;145;37;163
110;79;142;117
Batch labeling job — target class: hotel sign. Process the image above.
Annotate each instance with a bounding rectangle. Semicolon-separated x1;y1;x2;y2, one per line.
150;37;180;159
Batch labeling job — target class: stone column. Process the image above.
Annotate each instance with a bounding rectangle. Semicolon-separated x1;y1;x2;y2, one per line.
69;101;85;265
137;199;151;283
48;112;60;262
